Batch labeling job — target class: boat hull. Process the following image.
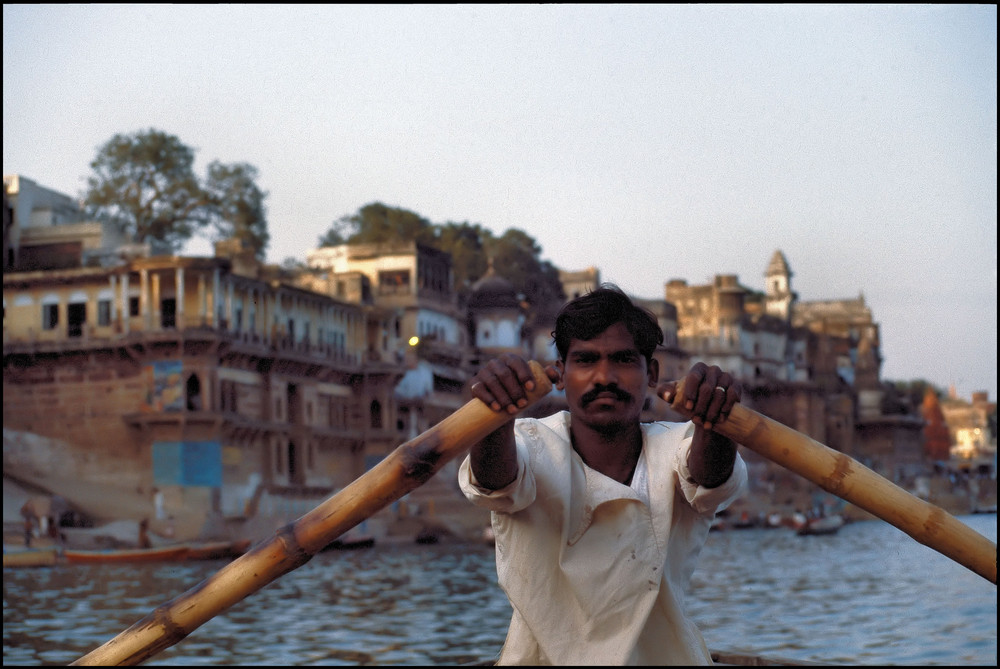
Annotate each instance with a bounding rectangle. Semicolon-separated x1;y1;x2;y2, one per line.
183;539;251;560
3;547;59;568
796;514;845;536
63;546;188;563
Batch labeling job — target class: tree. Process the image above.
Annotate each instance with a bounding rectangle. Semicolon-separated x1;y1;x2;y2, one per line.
318;203;565;309
317;223;348;248
434;221;490;292
888;379;941;415
84;128;209;252
489;228;565;308
318;202;435;247
204;161;269;259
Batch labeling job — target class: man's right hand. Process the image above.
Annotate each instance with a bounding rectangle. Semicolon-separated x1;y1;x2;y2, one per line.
470;353;559;415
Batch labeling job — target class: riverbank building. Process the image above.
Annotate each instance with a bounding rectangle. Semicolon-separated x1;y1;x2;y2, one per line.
6;174;988;546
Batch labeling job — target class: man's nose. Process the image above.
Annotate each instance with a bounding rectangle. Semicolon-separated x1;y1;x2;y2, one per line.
593;358;616;385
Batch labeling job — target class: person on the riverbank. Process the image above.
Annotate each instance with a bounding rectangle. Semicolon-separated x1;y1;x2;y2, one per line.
20;501;37;548
459;284;748;665
138;518;152;549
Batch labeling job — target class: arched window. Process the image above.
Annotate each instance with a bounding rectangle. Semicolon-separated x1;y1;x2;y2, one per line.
186;374;202;410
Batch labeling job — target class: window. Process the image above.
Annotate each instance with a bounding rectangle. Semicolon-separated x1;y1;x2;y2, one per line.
186;374;202;411
378;269;410;295
98;300;112;326
129;296;140;317
42;303;59;330
161;298;176;328
67;302;86;338
329;397;345;428
220;380;237;413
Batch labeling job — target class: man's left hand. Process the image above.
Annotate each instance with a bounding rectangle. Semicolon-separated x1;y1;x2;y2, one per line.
658;362;740;431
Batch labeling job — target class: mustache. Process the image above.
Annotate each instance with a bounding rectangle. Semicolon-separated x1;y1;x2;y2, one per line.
581;384;632;406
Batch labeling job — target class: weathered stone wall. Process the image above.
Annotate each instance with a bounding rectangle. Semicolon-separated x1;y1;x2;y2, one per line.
3;352;147;481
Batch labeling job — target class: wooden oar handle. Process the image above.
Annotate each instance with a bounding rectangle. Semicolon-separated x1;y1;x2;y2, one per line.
670;385;996;584
72;361;554;666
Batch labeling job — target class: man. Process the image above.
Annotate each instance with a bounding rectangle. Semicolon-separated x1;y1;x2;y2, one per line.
458;284;748;665
21;500;36;548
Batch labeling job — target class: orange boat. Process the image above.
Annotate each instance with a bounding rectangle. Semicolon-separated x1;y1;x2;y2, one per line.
63;545;189;564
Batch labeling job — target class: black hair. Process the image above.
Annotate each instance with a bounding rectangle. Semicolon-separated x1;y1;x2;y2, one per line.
552;283;663;363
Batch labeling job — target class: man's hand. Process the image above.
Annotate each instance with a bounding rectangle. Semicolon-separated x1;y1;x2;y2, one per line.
657;362;740;431
471;353;560;415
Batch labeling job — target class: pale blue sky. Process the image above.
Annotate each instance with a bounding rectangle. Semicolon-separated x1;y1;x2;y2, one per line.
3;4;996;401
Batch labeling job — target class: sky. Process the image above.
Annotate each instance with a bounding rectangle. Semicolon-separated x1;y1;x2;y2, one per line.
3;4;996;402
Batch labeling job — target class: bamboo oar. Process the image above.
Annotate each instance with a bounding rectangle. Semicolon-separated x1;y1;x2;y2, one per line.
71;362;554;666
670;389;997;585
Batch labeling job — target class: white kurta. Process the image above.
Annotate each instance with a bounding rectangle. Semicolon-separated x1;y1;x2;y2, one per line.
458;411;748;666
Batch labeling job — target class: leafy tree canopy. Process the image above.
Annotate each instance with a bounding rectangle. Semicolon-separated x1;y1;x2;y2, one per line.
319;203;564;308
84;128;268;257
204;161;269;259
434;221;490;291
319;202;435;247
489;228;564;308
887;379;943;415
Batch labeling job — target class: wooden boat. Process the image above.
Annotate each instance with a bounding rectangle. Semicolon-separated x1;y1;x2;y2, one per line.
63;545;189;564
325;532;375;550
3;546;59;568
183;539;252;561
795;513;845;536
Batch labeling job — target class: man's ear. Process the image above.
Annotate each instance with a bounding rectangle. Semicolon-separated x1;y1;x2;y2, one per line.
555;359;566;390
647;357;660;387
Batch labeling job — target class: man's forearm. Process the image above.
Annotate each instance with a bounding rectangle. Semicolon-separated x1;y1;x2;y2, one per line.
687;428;737;489
470;422;518;490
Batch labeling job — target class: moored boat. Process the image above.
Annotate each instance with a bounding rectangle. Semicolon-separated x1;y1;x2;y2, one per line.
63;545;189;564
323;529;376;550
182;539;252;561
795;513;845;536
3;546;59;568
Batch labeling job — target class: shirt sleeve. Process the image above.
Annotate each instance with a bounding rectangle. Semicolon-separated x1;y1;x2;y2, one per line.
673;425;748;516
457;436;537;514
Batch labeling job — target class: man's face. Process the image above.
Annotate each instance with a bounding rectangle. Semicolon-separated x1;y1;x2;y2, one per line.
555;322;659;433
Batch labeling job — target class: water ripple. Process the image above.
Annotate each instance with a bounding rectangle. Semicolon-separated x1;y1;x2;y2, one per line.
4;515;995;665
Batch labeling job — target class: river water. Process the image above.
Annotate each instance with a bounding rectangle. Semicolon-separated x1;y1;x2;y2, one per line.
3;513;995;666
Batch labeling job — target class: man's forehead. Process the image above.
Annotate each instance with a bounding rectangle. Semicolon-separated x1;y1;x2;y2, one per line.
565;325;640;355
